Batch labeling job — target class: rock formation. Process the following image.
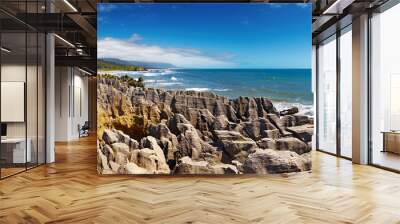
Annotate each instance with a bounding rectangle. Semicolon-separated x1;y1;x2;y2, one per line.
97;75;313;175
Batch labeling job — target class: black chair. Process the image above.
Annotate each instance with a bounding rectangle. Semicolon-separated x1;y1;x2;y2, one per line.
79;121;90;138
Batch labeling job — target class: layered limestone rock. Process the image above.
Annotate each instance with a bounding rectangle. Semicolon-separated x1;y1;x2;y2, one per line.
214;130;257;163
97;76;313;175
242;149;311;174
174;156;238;175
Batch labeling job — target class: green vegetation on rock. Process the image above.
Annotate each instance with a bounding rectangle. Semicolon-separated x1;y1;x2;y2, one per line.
98;73;144;88
98;59;146;71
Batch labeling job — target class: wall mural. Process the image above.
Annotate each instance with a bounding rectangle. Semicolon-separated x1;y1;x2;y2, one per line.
97;3;313;175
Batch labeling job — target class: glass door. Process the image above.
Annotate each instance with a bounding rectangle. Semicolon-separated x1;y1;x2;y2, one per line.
317;35;337;154
0;1;47;179
1;30;28;178
339;26;352;158
370;3;400;171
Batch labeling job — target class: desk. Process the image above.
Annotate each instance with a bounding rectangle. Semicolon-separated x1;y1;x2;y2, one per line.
382;131;400;154
1;138;31;163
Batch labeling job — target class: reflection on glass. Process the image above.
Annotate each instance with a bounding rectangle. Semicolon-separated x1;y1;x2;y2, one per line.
1;31;27;177
371;3;400;171
38;33;46;165
0;0;47;179
340;27;352;158
317;35;337;154
27;31;38;169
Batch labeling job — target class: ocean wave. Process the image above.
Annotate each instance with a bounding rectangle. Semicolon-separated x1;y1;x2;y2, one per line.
144;70;177;76
171;76;178;81
161;70;175;75
156;82;182;86
274;101;314;117
109;71;143;76
185;88;210;92
142;72;163;77
109;69;176;77
213;88;230;92
144;69;176;76
185;87;230;92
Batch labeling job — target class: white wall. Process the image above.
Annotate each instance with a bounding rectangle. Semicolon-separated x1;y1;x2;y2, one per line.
1;65;30;138
55;66;70;141
1;64;26;142
1;62;46;164
72;72;89;138
54;67;89;141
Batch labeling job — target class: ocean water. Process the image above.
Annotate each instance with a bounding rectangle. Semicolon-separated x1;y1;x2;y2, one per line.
107;68;313;116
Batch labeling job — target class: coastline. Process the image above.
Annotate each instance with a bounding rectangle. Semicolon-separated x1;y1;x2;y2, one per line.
97;74;313;175
98;68;314;117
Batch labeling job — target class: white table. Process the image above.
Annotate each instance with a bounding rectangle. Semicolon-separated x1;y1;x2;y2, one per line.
1;138;31;163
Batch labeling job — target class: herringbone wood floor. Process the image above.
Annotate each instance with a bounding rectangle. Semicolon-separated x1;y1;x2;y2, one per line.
1;135;400;224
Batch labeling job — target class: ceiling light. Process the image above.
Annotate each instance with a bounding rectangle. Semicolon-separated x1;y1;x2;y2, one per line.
322;0;355;15
78;67;92;76
1;47;11;53
76;48;84;55
323;0;341;14
54;34;75;48
63;0;78;12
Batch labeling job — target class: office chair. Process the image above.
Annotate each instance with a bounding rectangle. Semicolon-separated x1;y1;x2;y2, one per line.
79;121;90;138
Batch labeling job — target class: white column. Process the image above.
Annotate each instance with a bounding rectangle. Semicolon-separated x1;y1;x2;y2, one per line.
54;67;73;141
312;45;317;150
352;14;369;164
46;32;55;163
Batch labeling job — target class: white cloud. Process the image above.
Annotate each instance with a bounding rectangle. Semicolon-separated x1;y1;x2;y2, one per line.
269;4;282;8
98;35;233;68
98;4;117;13
128;33;142;42
295;3;310;8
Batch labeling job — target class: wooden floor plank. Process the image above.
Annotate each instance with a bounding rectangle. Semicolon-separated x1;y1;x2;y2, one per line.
0;135;399;223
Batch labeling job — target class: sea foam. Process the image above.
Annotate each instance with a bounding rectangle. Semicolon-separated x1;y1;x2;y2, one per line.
274;101;314;117
213;88;230;92
185;88;210;92
157;82;182;87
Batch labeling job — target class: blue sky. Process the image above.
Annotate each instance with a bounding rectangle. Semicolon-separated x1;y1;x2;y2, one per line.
98;3;311;69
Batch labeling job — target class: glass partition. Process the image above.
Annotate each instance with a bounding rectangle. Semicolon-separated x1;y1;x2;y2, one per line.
339;26;352;158
27;31;38;169
0;30;28;177
317;35;337;154
0;1;46;179
38;32;45;165
370;3;400;171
